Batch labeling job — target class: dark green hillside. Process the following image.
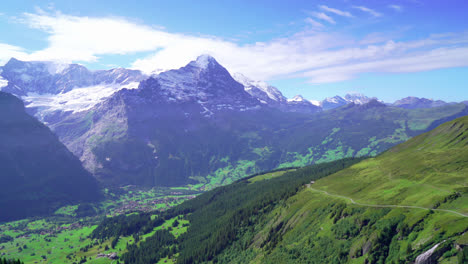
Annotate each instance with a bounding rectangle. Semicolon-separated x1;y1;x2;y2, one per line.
116;115;468;264
0;92;101;221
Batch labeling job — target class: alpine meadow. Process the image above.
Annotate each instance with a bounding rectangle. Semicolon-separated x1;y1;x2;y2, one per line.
0;1;467;264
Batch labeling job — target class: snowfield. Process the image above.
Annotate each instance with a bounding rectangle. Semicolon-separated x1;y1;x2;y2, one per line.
22;82;140;115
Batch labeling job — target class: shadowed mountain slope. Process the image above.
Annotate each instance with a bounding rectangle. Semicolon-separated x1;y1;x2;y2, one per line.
0;92;101;221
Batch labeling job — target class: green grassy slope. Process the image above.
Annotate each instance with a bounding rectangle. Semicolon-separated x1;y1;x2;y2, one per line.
232;188;467;264
313;115;468;215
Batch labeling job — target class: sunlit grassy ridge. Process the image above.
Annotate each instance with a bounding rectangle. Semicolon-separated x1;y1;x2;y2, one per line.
314;115;468;214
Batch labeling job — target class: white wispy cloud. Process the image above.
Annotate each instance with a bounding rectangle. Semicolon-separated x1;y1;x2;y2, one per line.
304;17;324;28
310;12;336;24
318;5;353;17
388;5;403;12
20;11;172;62
302;47;468;83
6;11;468;84
352;6;382;17
0;43;29;64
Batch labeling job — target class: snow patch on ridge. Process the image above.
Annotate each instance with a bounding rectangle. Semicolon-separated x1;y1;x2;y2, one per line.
232;73;285;102
288;95;305;102
193;54;214;69
23;82;139;115
309;100;321;106
0;75;8;90
324;96;346;104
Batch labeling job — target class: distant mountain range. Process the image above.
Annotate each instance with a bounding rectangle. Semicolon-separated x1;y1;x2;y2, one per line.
0;56;459;121
0;55;467;188
392;96;449;109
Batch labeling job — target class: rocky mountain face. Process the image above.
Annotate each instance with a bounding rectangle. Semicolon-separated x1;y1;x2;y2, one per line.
49;57;268;186
392;96;448;109
156;55;262;115
39;57;320;187
0;92;101;221
232;72;287;105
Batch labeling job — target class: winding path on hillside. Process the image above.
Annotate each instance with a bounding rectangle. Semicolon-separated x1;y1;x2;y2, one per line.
307;186;468;218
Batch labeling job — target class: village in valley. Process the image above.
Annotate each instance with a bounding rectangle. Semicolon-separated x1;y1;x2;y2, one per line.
0;187;199;263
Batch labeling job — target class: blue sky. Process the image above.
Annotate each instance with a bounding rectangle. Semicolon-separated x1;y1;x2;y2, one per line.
0;0;467;102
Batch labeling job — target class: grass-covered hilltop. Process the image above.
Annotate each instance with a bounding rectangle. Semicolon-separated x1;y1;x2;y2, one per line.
0;115;461;264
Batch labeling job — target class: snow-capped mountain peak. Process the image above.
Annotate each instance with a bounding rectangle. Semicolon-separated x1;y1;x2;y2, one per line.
321;96;349;110
285;94;321;113
344;93;375;105
189;54;218;69
288;95;305;102
154;56;262;114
